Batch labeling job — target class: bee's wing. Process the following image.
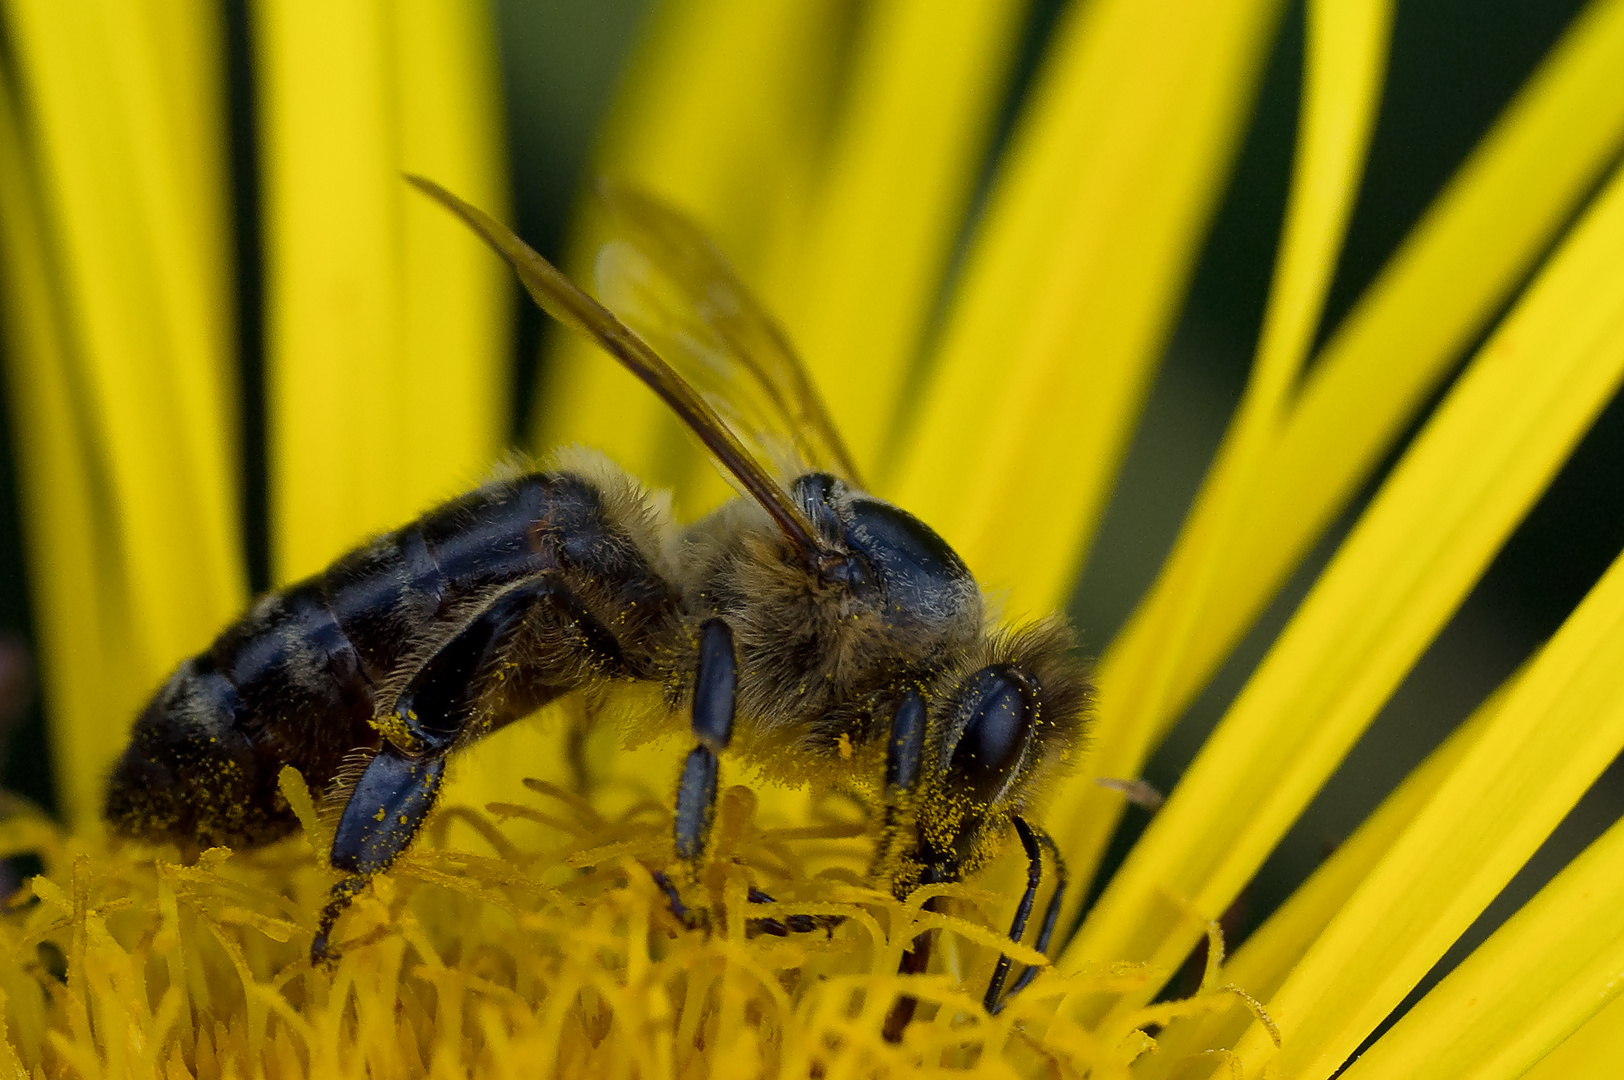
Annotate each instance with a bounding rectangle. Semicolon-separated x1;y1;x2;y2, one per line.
406;175;826;563
592;182;865;488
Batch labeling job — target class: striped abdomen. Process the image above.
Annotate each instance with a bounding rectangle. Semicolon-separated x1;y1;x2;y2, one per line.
104;471;680;849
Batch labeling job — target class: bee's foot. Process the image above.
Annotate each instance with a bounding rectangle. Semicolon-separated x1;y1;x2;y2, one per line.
309;930;341;970
310;874;368;968
649;872;843;938
744;885;845;938
651;870;705;931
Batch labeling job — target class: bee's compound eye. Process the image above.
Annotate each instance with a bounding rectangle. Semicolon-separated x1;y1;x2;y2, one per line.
792;472;845;544
947;666;1035;806
791;472;840;508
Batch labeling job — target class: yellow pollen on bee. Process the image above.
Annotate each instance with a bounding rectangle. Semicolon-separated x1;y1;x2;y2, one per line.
837;733;854;760
374;808;386;822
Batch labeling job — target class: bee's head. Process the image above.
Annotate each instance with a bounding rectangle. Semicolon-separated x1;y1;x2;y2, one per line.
791;472;981;652
908;619;1095;886
104;657;293;849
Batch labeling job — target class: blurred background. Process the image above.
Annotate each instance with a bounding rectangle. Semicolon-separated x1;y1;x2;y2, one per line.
0;0;1618;1016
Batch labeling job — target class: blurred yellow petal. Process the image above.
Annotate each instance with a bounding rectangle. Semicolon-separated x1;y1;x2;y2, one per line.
0;0;243;820
255;1;400;580
1126;0;1392;712
255;0;507;582
1141;670;1513;1077
4;1;244;645
891;0;1284;620
0;64;135;828
1340;807;1624;1079
783;0;1028;477
1109;0;1624;749
533;0;848;512
1047;0;1391;933
1063;151;1624;1036
395;1;511;513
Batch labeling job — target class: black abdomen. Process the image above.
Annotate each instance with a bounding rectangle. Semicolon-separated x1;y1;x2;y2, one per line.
106;471;680;848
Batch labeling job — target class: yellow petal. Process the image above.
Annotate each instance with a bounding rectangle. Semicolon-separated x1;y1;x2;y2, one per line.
783;0;1028;477
255;0;508;582
0;1;243;820
1045;0;1392;935
532;0;849;515
1522;994;1624;1080
1228;539;1624;1079
1110;0;1624;751
0;65;136;826
1062;150;1624;1038
1125;0;1393;713
1141;670;1512;1076
890;0;1285;620
394;1;511;512
1051;0;1624;944
254;0;401;581
1339;809;1624;1079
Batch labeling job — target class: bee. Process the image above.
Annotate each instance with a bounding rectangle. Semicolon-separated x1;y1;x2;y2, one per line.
104;177;1094;1028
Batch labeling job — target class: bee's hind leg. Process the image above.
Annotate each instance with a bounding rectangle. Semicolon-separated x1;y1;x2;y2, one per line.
314;576;560;966
984;817;1066;1014
312;874;371;964
312;747;448;965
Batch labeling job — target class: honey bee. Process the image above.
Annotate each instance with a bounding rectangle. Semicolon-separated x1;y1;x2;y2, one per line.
104;177;1094;1028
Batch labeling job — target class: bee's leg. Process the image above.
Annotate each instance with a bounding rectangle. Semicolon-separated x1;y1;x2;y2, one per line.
313;746;447;964
314;576;561;965
882;889;942;1042
883;688;928;824
985;817;1067;1013
743;886;844;937
651;619;735;930
879;689;933;1042
982;816;1043;1012
673;618;735;866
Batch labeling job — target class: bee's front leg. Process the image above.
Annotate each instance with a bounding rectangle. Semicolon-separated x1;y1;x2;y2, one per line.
879;688;934;1043
986;818;1066;1012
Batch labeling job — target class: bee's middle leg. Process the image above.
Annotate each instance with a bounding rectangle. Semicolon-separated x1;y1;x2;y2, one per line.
661;620;844;936
647;618;734;930
673;618;736;867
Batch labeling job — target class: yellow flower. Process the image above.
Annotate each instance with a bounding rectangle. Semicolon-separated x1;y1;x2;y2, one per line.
2;0;1624;1076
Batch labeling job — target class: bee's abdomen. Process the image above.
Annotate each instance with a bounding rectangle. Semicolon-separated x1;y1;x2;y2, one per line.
317;471;644;677
316;475;545;678
107;470;680;848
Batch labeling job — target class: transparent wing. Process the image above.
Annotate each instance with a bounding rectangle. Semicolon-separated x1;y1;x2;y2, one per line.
405;174;826;564
592;182;865;488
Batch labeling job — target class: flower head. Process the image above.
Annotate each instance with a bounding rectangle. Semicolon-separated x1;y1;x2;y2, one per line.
3;0;1624;1077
